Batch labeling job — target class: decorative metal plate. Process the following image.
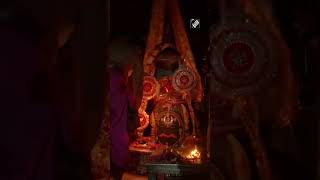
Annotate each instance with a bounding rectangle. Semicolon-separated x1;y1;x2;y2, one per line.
143;76;160;100
172;66;197;92
208;16;277;98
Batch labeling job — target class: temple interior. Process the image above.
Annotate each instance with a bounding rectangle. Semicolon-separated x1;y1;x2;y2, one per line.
1;0;320;179
97;0;319;179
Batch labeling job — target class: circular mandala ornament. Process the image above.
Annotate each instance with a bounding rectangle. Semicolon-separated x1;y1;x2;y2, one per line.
208;16;277;98
172;66;197;92
142;76;160;100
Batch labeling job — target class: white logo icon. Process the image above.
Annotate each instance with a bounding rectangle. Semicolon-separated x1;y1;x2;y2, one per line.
190;19;200;29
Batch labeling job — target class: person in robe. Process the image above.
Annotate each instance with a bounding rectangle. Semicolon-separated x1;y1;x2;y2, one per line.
108;37;143;180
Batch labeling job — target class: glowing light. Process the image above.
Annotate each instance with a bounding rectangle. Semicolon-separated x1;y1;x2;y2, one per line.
186;147;201;160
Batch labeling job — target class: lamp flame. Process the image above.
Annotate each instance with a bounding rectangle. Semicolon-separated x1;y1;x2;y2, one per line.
186;147;201;159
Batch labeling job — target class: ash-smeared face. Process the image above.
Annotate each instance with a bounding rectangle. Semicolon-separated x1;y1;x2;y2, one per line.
156;111;183;146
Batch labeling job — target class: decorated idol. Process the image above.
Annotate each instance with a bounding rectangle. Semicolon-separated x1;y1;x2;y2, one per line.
138;46;200;146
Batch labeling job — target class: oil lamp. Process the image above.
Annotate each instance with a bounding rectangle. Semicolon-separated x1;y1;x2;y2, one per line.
185;145;201;163
175;135;208;164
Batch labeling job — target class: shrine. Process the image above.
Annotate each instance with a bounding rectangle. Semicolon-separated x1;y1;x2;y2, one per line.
128;0;210;176
1;0;319;179
91;0;306;179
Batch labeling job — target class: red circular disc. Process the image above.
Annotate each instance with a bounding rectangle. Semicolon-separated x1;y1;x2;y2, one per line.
143;76;159;100
172;67;197;92
222;42;255;74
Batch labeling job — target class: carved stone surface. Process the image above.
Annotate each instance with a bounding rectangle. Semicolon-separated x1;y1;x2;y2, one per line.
209;16;277;98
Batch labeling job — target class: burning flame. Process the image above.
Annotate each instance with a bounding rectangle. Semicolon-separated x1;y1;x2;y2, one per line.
186;147;201;159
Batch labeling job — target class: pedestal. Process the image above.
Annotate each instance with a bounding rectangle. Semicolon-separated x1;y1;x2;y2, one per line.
128;146;154;175
145;163;217;180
